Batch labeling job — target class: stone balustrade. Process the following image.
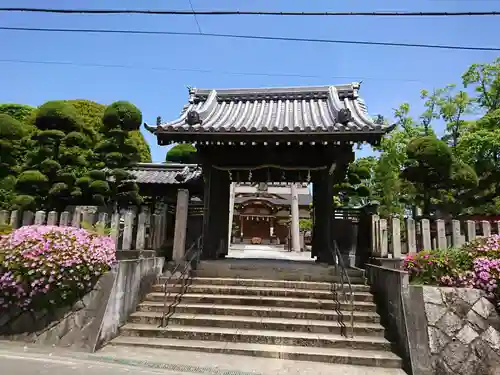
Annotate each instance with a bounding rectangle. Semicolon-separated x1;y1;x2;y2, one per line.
371;215;500;260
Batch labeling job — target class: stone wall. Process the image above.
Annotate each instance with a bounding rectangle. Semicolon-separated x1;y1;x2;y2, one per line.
95;256;164;349
367;264;500;375
366;264;413;375
0;272;115;350
422;286;500;375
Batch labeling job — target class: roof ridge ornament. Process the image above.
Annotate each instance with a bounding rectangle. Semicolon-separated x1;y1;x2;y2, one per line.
187;86;197;103
186;110;202;126
337;108;353;125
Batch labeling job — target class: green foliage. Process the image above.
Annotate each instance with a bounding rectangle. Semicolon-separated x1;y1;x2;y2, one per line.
129;130;152;162
103;101;142;131
14;101;90;210
334;157;377;208
12;194;36;211
0;114;30;180
81;221;113;236
0;104;36;125
402;136;453;214
166;143;197;164
299;219;312;231
462;57;500;112
94;101;144;209
35;101;83;132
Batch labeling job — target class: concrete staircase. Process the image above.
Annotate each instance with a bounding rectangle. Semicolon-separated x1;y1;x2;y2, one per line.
108;259;403;369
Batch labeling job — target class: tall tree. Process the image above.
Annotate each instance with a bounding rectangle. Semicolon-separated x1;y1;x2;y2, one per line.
462;57;500;113
0;114;30;209
92;101;143;209
13;101;90;211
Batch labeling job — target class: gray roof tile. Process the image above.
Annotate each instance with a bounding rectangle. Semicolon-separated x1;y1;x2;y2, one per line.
147;83;389;135
129;163;202;185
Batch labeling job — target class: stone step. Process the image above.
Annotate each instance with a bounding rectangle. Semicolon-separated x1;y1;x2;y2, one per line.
128;312;386;336
109;336;403;368
193;269;366;283
119;323;392;352
196;259;365;276
136;302;381;323
159;277;370;291
152;284;374;302
143;292;377;312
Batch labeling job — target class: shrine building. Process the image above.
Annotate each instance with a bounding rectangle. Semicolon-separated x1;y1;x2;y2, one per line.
231;182;312;245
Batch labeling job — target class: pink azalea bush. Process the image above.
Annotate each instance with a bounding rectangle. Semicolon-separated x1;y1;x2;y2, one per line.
403;234;500;307
0;225;116;312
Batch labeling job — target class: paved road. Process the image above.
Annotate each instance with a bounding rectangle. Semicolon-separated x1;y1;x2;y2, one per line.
0;352;190;375
0;341;407;375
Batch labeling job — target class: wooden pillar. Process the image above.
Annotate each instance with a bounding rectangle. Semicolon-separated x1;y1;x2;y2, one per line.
290;183;301;252
312;169;334;264
228;182;235;247
201;165;229;260
217;174;230;258
172;189;189;261
311;183;320;258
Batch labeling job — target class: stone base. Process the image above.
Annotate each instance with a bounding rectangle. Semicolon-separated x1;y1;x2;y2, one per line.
369;258;403;270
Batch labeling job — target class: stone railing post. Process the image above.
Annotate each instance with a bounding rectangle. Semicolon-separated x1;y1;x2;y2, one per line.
59;211;70;226
436;219;446;249
22;211;34;227
371;215;380;257
34;210;46;225
466;220;476;242
9;210;19;229
135;211;147;250
406;218;417;254
71;207;82;228
379;218;388;258
0;210;9;226
47;211;58;226
482;220;491;238
390;217;402;259
420;219;431;250
451;220;463;248
121;211;135;251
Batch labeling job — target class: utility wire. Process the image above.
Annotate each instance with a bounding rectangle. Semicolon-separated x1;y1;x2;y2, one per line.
0;8;499;16
0;58;426;83
1;26;499;52
187;0;203;34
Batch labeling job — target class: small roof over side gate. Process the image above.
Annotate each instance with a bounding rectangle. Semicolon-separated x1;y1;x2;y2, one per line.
145;83;393;145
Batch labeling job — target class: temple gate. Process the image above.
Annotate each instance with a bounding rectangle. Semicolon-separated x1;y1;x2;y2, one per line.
145;83;391;264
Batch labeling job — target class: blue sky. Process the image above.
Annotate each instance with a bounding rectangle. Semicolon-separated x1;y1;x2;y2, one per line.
1;0;499;162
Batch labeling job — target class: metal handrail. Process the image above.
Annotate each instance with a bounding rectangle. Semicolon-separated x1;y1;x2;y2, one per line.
329;240;355;338
160;235;203;327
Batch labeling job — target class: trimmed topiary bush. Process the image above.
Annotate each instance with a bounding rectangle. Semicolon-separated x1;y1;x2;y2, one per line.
0;225;116;312
102;101;142;131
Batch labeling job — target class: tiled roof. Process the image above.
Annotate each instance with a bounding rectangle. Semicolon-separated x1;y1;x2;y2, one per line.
146;83;389;136
129;163;202;185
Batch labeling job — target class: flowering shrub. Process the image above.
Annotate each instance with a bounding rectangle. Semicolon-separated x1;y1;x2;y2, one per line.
403;234;500;308
0;225;115;312
472;258;500;298
403;248;474;287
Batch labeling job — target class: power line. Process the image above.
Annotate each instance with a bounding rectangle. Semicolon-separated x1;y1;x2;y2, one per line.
1;26;499;52
0;8;499;16
0;58;426;83
187;0;203;34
